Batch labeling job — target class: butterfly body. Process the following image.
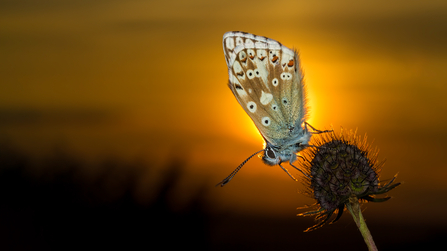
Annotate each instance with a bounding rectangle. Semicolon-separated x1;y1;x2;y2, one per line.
223;31;311;168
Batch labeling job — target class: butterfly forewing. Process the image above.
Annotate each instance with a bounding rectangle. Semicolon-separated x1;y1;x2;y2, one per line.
223;31;307;145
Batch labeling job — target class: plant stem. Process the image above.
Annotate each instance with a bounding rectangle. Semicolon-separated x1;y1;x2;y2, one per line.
346;195;378;251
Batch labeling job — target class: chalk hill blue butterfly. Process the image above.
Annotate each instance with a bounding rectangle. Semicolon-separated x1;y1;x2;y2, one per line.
218;31;329;186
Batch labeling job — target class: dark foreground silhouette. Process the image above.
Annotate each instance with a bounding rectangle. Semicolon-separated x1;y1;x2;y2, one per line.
0;143;444;250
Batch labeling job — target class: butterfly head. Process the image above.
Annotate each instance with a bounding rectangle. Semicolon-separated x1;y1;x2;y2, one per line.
261;128;312;165
261;145;282;165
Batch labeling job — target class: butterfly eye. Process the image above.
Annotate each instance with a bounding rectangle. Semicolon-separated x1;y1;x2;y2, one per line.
247;101;257;113
266;147;276;159
272;78;279;87
262;117;271;126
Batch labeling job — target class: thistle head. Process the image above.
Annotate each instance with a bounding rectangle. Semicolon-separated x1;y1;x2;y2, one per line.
298;129;400;231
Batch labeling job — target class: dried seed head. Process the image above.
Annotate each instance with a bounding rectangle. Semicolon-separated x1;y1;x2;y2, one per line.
310;139;379;211
298;129;400;231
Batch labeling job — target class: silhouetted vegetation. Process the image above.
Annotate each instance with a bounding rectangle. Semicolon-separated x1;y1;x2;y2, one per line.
0;143;210;250
0;143;444;250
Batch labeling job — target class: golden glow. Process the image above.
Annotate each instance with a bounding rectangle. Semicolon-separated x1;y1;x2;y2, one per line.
1;0;447;221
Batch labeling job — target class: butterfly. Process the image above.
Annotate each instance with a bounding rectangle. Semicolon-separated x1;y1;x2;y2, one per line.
218;31;329;186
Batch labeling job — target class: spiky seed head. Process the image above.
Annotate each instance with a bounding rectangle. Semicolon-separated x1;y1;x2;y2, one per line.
298;129;400;231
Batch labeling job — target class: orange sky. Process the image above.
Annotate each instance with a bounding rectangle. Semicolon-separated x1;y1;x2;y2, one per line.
1;0;447;223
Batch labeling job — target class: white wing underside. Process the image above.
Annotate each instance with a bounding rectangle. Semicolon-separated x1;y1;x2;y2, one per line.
223;31;308;146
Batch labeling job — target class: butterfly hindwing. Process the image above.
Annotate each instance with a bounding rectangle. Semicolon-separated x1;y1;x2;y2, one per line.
223;31;307;145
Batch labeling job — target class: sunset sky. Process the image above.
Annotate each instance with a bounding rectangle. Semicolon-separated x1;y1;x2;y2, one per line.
1;0;447;246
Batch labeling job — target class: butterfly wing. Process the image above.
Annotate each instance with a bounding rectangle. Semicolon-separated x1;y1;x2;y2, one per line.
223;31;308;146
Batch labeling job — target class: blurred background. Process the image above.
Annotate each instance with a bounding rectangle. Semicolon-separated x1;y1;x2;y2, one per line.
1;0;446;250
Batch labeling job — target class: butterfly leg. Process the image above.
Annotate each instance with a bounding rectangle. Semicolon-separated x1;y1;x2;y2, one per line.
305;122;332;134
290;163;311;179
278;163;299;182
287;154;310;179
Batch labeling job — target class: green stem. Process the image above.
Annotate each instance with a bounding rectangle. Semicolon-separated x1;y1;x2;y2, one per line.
346;196;378;251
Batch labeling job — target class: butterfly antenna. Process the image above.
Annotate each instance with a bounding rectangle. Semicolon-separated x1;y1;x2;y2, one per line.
216;149;264;187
